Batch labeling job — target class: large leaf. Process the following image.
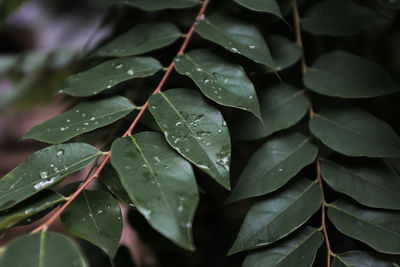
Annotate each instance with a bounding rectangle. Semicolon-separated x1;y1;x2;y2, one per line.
228;178;323;255
94;22;181;57
110;132;199;250
60;190;122;257
99;165;134;207
309;106;400;157
232;0;283;19
112;0;200;11
0;231;88;267
268;35;302;71
332;250;400;267
301;0;386;36
321;155;400;210
148;89;231;189
227;132;318;202
0;143;100;211
303;51;399;98
59;57;162;97
194;13;275;70
328;199;400;254
174;49;261;119
23;96;136;144
243;227;324;267
231;84;309;141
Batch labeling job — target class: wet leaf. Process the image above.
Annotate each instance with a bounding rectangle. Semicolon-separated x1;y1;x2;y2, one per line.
269;35;302;71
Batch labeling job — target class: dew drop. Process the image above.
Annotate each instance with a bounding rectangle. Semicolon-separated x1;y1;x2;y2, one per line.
40;171;48;179
231;47;238;52
127;69;135;75
249;45;255;49
90;117;95;121
196;67;202;71
116;64;123;69
56;149;64;158
217;129;222;134
66;119;71;123
278;168;283;172
248;95;253;99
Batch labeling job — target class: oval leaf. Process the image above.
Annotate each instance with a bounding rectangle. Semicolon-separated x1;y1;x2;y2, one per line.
23;96;136;144
148;88;231;190
94;22;181;57
59;57;162;97
303;51;400;98
228;178;323;255
60;190;122;257
174;49;261;119
110;132;199;250
309;106;400;157
112;0;200;11
332;250;400;267
227;132;318;202
243;227;324;267
0;143;100;211
0;231;88;267
328;199;400;255
269;35;302;71
232;0;283;19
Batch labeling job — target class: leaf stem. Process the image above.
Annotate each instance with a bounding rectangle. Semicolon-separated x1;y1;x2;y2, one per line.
31;0;211;233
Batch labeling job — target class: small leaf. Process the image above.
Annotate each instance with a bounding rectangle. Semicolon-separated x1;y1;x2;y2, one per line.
112;0;200;11
59;57;162;97
148;89;231;190
0;231;88;267
309;106;400;157
111;132;199;250
332;250;400;267
0;143;100;211
99;165;134;207
228;178;323;255
94;22;181;57
243;227;324;267
23;96;136;144
174;49;261;119
321;155;400;210
301;0;386;36
231;84;309;141
232;0;283;19
60;190;122;257
194;13;275;70
328;199;400;255
228;132;318;202
303;51;400;98
269;35;302;71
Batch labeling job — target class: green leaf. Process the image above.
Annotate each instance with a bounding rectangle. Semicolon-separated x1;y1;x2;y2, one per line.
174;49;261;119
112;0;200;11
59;57;162;97
23;96;136;144
228;178;323;255
303;51;399;98
232;0;283;19
243;227;324;267
332;250;400;267
321;155;400;210
110;132;199;250
269;35;302;71
99;165;134;207
301;0;386;36
94;23;182;57
0;231;88;267
194;13;275;70
148;89;231;190
0;191;65;232
0;143;100;211
309;106;400;157
328;199;400;255
227;132;318;202
231;84;309;141
60;190;122;257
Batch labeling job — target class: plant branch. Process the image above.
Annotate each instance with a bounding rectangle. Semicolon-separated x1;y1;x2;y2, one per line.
31;0;211;233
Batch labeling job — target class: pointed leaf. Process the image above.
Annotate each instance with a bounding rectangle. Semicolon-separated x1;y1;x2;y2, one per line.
0;143;101;211
269;35;302;71
228;178;323;255
59;57;162;97
332;250;400;267
112;0;200;11
309;106;400;157
99;165;134;207
110;132;199;250
194;13;275;70
231;84;309;141
232;0;283;19
174;49;261;119
328;199;400;254
228;132;318;202
0;231;88;267
148;89;231;189
60;190;122;257
301;0;386;36
94;22;181;57
321;155;400;210
23;96;136;144
243;227;324;267
303;51;399;98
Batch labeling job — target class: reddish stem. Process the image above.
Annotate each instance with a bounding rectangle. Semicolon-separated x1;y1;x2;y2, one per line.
32;0;211;233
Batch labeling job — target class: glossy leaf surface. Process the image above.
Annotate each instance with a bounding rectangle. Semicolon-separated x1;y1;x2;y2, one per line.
232;0;282;19
113;0;200;11
269;35;302;71
332;250;399;267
